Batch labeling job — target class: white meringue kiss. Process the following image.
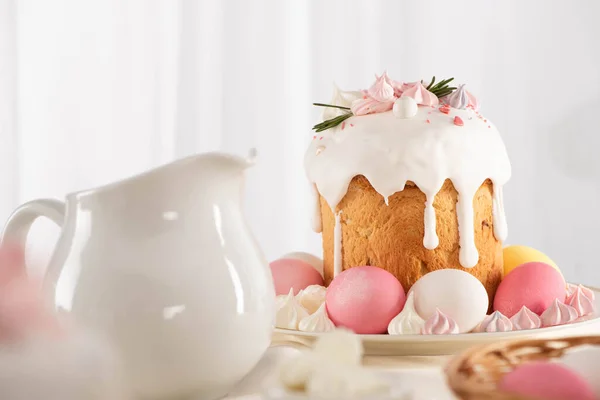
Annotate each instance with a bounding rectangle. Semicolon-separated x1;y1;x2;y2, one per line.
298;303;335;333
322;85;363;121
276;288;309;330
510;306;541;330
387;292;425;335
540;298;578;327
474;311;513;333
421;308;459;335
566;286;595;317
296;285;326;314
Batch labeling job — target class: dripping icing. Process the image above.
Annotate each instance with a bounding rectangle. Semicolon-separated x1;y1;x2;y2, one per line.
333;211;343;277
422;189;439;250
309;183;322;233
492;183;507;241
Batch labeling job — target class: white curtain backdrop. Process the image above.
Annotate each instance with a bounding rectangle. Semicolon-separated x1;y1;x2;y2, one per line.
1;0;600;284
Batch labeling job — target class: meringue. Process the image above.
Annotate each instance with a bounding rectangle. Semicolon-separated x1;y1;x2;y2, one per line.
421;308;459;335
566;286;595;317
400;81;439;106
296;284;326;314
567;283;595;301
388;292;425;335
312;328;363;366
474;311;513;333
392;96;418;119
275;288;309;330
510;306;541;330
350;97;393;116
443;84;469;109
322;84;362;120
367;72;395;102
540;299;578;327
298;303;335;333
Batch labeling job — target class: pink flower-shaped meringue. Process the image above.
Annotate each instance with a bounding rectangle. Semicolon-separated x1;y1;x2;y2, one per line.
421;308;459;335
0;243;66;342
473;311;513;333
540;298;578;327
350;97;394;116
367;72;395;102
566;283;595;301
510;306;541;330
566;286;595;317
400;82;439;107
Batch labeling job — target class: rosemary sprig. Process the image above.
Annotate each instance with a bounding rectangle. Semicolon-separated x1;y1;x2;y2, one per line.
312;112;352;132
426;76;456;98
312;102;351;111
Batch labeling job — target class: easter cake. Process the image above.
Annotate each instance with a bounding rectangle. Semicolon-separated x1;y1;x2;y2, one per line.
305;73;510;301
270;72;596;336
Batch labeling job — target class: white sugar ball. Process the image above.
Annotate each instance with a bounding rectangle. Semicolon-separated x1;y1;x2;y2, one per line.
393;96;418;119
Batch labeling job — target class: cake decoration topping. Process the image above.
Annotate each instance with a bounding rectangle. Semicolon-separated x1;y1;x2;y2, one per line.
444;84;470;109
566;286;595;317
510;306;542;330
392;96;418;119
453;116;464;126
439;104;450;114
567;283;595;301
387;292;425;335
400;81;439;107
296;284;327;314
540;298;578;327
275;288;309;330
421;308;459;335
312;73;456;132
474;311;513;333
298;303;336;332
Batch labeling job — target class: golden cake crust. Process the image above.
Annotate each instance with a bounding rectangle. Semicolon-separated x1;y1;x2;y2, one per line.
320;176;503;304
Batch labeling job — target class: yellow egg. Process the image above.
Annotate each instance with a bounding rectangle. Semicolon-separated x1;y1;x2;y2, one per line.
503;245;562;278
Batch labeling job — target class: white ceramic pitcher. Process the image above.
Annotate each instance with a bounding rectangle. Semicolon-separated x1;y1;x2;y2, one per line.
1;151;276;400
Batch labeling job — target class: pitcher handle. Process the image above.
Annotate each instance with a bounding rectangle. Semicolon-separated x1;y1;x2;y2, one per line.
1;198;66;256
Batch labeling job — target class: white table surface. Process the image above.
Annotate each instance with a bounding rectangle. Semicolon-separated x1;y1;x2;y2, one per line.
226;320;600;400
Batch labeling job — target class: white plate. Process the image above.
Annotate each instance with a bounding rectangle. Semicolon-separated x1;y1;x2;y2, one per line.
272;284;600;356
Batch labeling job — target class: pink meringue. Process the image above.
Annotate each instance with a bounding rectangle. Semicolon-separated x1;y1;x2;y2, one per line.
421;308;459;335
510;306;541;330
367;72;395;102
400;82;439;107
540;299;578;327
567;283;595;301
350;97;394;116
566;286;595;317
466;90;479;110
474;311;513;333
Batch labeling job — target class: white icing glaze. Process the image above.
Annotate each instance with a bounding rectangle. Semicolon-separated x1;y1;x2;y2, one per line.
309;183;322;233
333;211;343;277
305;106;511;269
423;189;439;250
275;288;309;330
387;292;425;335
298;303;335;332
296;284;327;314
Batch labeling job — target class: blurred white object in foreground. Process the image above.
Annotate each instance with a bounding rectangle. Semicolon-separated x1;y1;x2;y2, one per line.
0;331;129;400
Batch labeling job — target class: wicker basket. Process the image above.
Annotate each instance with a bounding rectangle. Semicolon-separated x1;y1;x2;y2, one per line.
445;335;600;400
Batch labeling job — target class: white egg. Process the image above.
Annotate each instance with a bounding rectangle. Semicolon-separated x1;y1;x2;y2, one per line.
410;269;488;333
282;251;323;277
560;346;600;397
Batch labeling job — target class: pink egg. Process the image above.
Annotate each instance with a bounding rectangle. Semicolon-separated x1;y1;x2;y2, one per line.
494;262;566;317
499;362;595;400
270;258;324;295
325;266;406;334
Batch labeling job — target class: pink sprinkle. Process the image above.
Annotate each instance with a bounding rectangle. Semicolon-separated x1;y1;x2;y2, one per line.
313;135;316;139
484;119;487;122
341;122;346;130
426;119;431;124
439;105;450;114
319;137;323;140
453;116;464;126
488;125;491;128
350;124;354;127
428;111;432;114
